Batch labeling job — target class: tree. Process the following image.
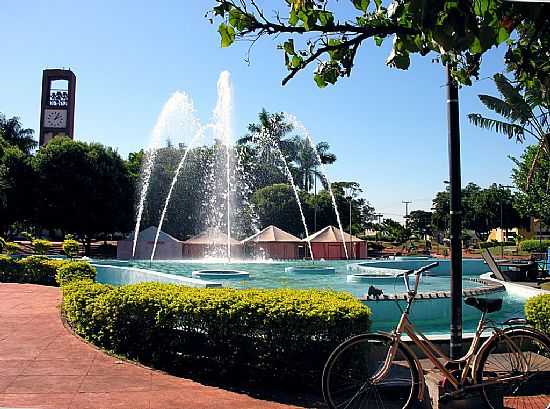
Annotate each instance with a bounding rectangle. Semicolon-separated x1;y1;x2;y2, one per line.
381;218;410;243
408;210;433;238
468;74;549;184
252;183;310;237
511;145;550;225
207;1;549;87
0;141;36;235
0;114;37;154
33;137;134;255
238;109;298;190
431;182;522;240
292;137;336;191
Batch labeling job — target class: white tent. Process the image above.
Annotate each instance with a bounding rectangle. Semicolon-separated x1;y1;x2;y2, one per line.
117;226;183;260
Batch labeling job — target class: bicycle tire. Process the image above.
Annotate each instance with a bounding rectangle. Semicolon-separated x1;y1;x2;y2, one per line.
474;327;550;409
322;333;420;409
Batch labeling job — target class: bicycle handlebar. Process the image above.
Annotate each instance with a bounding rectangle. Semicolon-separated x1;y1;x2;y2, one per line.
403;262;439;295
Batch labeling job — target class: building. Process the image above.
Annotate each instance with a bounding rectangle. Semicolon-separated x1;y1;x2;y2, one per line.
306;225;367;260
487;217;550;242
117;226;183;260
241;225;302;259
39;69;76;146
183;229;242;259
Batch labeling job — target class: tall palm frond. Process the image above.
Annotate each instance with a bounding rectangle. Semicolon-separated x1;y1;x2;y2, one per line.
467;113;525;141
493;73;533;123
0;114;37;154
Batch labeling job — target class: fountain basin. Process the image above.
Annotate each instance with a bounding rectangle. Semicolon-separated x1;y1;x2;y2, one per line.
285;266;336;274
191;270;250;279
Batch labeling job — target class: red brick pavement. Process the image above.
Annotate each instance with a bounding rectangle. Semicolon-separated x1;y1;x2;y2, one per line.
0;284;299;409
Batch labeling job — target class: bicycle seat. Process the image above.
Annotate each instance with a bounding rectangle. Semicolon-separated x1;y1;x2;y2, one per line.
464;297;502;313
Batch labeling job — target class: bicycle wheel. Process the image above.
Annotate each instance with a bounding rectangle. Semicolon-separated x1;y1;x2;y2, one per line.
322;333;420;409
475;328;550;409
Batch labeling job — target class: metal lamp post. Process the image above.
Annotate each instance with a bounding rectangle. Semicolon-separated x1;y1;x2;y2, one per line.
446;65;463;360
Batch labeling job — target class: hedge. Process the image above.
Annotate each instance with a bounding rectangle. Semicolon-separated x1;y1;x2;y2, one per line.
519;239;550;253
62;281;371;388
56;261;96;285
525;294;550;334
0;256;95;286
480;241;516;249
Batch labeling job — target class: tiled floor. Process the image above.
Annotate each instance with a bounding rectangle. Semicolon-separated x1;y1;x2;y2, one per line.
0;284;297;409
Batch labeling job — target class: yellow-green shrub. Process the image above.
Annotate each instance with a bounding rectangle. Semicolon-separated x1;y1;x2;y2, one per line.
0;255;20;282
17;256;64;285
62;281;371;388
525;294;550;334
0;256;95;286
56;261;96;285
63;239;80;258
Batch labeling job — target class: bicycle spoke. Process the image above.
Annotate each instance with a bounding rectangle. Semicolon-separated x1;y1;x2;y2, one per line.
323;334;418;409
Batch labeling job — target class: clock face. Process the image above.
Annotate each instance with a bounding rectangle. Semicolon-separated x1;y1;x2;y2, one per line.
43;109;67;128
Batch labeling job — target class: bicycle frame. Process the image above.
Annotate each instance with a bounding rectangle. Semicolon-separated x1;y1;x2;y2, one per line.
371;263;532;398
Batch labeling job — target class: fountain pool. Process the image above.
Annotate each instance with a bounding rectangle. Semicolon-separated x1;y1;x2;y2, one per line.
92;258;529;335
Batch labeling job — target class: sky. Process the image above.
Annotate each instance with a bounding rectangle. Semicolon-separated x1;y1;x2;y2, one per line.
1;1;529;222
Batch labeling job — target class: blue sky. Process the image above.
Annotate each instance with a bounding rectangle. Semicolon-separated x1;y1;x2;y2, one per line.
1;1;529;221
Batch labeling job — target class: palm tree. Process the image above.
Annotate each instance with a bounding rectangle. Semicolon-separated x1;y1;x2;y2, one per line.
238;109;297;161
468;73;549;185
292;137;336;191
0;114;37;154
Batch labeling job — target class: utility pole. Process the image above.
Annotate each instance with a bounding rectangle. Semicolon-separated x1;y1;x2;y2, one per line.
446;64;463;360
402;201;412;228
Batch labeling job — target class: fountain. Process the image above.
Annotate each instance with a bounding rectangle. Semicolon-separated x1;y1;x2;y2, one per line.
129;71;352;270
132;91;200;259
286;114;350;260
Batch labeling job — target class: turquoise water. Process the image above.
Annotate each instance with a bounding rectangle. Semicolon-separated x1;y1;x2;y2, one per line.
92;259;483;297
92;258;528;335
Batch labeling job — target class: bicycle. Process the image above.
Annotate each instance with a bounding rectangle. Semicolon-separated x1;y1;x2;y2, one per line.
322;262;550;409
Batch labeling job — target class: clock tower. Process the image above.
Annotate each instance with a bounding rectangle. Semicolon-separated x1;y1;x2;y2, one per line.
39;69;76;146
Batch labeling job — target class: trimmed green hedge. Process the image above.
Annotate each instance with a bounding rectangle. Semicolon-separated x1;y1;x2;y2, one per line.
0;256;95;286
525;294;550;334
519;240;550;253
62;281;371;388
56;261;96;285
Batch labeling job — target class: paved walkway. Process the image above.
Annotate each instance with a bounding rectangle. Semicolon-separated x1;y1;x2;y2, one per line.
0;284;297;409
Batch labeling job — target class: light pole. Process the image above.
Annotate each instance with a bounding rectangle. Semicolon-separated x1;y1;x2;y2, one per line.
446;64;463;360
402;201;412;228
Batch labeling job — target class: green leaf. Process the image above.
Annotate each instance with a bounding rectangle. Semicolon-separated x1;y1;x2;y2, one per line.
283;39;295;56
374;0;382;10
470;36;482;54
291;55;303;68
314;74;327;88
318;11;334;26
289;10;299;26
352;0;370;12
496;27;509;45
229;8;250;31
386;49;410;70
213;4;231;17
218;23;235;48
374;36;384;46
